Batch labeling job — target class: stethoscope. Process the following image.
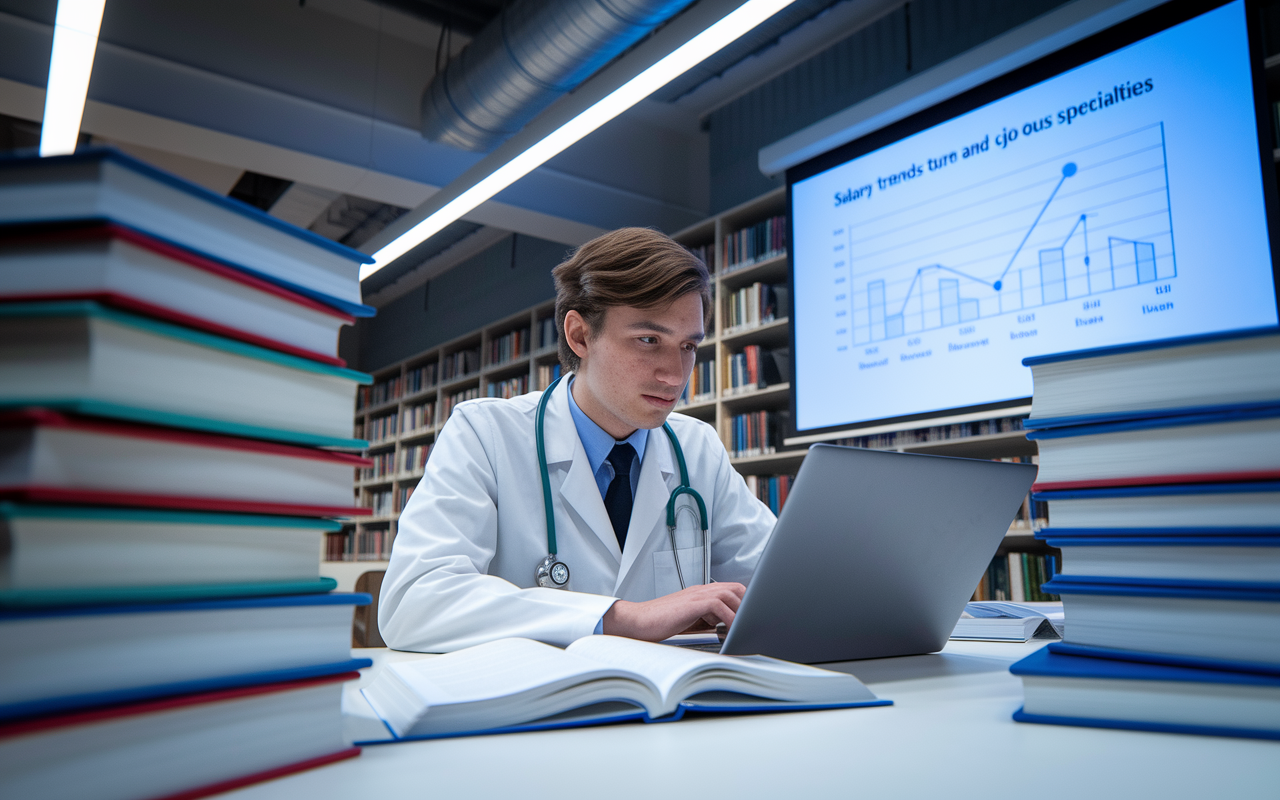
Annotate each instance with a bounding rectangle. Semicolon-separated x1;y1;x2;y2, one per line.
534;375;709;591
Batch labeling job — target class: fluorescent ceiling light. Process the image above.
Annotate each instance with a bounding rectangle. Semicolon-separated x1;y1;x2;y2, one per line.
364;0;798;280
40;0;107;157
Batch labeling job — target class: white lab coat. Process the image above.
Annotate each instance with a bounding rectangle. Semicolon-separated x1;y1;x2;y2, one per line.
378;383;776;652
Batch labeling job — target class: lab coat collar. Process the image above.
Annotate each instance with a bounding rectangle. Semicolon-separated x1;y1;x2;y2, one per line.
542;381;619;562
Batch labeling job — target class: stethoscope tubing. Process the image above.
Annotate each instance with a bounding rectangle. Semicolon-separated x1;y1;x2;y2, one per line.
535;374;709;590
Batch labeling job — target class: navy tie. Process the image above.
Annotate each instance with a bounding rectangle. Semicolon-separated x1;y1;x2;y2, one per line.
604;443;636;550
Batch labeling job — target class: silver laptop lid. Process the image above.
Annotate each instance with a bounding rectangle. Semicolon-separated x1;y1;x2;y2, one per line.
720;444;1037;663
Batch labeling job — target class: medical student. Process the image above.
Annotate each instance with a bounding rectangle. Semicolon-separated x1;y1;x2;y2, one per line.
379;228;776;652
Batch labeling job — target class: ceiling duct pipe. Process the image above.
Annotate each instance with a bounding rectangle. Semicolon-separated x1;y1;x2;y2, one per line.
422;0;695;152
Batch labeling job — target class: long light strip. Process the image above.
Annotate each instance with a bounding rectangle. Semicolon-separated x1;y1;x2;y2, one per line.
39;0;107;156
365;0;797;279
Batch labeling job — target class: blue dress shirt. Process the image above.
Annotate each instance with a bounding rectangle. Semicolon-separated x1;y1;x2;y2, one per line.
566;377;648;501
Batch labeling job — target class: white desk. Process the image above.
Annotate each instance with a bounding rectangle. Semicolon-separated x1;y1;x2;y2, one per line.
225;641;1277;799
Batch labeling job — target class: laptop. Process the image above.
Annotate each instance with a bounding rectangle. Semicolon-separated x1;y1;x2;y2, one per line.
711;444;1037;664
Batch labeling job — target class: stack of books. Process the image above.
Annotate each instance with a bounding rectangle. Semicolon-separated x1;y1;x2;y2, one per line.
0;149;377;796
1009;329;1280;741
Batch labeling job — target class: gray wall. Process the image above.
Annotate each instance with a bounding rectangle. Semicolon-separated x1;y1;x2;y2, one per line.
707;0;1075;212
347;234;571;371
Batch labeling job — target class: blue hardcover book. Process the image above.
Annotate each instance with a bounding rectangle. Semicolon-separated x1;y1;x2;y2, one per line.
356;637;890;744
1035;525;1280;589
1010;646;1280;740
1024;406;1280;491
0;300;370;448
1020;328;1280;430
0;502;346;607
1046;641;1280;677
1046;577;1280;673
1032;481;1280;530
0;592;371;721
0;148;374;316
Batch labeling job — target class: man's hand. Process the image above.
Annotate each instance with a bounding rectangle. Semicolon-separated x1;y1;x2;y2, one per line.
601;582;746;642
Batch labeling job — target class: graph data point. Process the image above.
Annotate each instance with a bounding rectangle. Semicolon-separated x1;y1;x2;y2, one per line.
1084;257;1091;265
993;280;1002;291
1063;162;1077;177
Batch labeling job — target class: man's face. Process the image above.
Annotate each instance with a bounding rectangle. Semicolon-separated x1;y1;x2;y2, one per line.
566;293;705;438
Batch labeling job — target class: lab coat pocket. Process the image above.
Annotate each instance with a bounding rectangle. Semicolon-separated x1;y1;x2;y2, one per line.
653;546;705;596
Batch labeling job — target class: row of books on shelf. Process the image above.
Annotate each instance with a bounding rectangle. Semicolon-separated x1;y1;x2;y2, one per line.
403;401;435;434
726;345;789;394
723;214;787;271
686;242;713;271
325;528;394;562
358;403;438;442
442;348;481;380
972;551;1059;602
405;363;438;395
835;416;1026;450
0;149;370;796
402;443;431;474
443;387;481;420
488;375;530;398
489;328;530;365
361;451;397;482
730;410;789;458
365;489;394;518
537;316;558;349
678;360;716;405
536;363;563;391
356;362;440;411
359;443;433;483
744;473;794;515
723;281;788;331
1008;328;1280;742
364;411;399;442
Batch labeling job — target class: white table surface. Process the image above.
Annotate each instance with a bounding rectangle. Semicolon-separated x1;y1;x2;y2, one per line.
224;640;1278;799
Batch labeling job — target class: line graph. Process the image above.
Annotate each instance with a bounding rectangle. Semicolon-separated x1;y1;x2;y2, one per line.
844;124;1177;345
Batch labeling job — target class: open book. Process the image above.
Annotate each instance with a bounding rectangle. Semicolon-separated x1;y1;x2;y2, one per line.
951;602;1065;642
360;636;889;741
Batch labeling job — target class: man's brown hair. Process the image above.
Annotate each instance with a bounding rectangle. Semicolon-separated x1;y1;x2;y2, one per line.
552;227;712;374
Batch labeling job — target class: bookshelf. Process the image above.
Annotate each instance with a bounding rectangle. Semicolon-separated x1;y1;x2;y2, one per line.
324;303;561;573
328;186;1047;578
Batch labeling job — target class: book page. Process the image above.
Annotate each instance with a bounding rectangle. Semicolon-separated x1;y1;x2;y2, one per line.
566;636;872;713
387;639;604;707
369;639;664;736
567;636;720;704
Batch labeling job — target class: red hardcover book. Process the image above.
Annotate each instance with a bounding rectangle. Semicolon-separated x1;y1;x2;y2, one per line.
745;345;760;387
0;673;361;800
1031;469;1280;492
0;222;353;365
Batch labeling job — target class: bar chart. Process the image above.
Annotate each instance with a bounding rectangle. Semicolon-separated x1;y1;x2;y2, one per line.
844;124;1177;346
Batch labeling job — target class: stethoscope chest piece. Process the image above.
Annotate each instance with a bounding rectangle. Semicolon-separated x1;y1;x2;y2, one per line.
535;553;570;588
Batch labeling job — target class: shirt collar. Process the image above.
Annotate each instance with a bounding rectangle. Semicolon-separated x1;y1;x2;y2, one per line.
566;376;648;473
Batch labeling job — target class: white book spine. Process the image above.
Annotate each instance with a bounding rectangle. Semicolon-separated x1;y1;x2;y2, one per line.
1009;553;1026;603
